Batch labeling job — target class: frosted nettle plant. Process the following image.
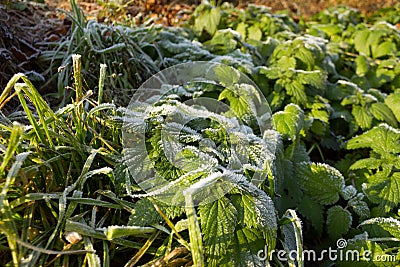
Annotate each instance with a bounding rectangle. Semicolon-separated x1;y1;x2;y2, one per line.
121;62;284;266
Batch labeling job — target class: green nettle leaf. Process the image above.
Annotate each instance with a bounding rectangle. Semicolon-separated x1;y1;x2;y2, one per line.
346;124;400;155
374;41;396;58
205;29;240;54
276;56;297;71
370;102;398;128
274;158;303;212
350;158;382;170
284;142;310;163
129;198;183;226
355;55;369;76
199;197;238;266
194;5;221;36
231;227;266;267
229;193;277;265
385;92;400;123
326;205;352;239
296;162;345;205
128;199;162;227
362;172;400;214
297;70;326;90
353;29;378;58
259;66;281;80
218;84;258;125
360;217;400;239
298;195;324;235
272;104;304;140
286;79;307;104
236;22;247;38
214;64;240;87
231;194;258;228
313;24;342;36
247;25;263;41
295;45;315;69
352;105;372;130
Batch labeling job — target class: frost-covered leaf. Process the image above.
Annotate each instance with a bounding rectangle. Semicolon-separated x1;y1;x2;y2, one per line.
199;197;237;266
205;29;239;54
272;104;304;140
340;185;357;200
296;162;345;205
224;171;277;248
84;237;101;267
326;205;352;239
281;209;303;266
174;146;218;172
348;198;370;220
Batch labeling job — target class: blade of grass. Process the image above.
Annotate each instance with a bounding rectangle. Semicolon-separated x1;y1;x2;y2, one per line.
13;237;95;255
15;84;48;146
0;201;22;266
15;83;55;148
183;190;204;267
0;122;23;175
83;236;101;267
152;202;190;250
124;231;160;267
72;54;85;144
98;64;107;105
65;221;156;240
0;152;30;210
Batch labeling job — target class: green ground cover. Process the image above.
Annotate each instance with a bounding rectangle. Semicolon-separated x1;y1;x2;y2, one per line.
1;0;400;266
